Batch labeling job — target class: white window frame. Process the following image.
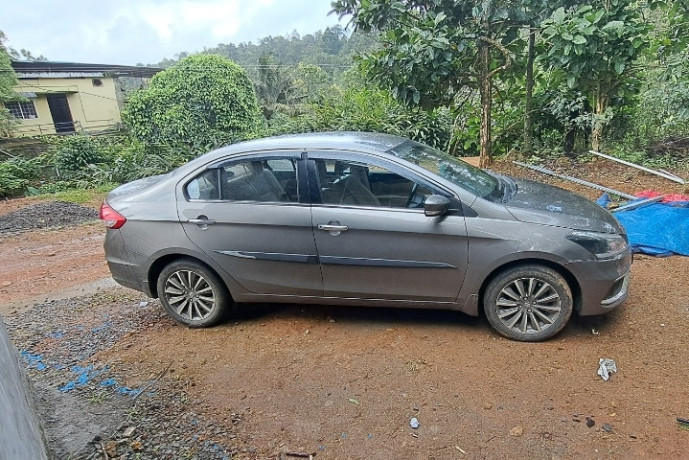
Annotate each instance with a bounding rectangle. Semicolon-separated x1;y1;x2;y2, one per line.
5;100;38;119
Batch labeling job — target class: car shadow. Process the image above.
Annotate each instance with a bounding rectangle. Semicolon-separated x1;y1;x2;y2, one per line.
228;301;486;332
223;301;624;341
562;307;624;339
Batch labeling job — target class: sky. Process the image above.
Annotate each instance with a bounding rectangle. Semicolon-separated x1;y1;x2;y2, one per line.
1;0;343;66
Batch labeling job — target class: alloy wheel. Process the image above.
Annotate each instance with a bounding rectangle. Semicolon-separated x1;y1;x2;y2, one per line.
495;277;562;335
163;269;216;321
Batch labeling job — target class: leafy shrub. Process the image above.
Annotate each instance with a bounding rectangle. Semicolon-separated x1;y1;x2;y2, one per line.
89;140;191;184
0;157;44;198
308;85;452;150
53;135;109;173
123;54;261;147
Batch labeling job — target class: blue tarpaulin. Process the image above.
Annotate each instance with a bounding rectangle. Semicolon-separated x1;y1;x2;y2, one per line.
598;194;689;256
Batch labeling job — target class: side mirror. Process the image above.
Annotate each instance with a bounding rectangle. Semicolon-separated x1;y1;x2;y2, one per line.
424;194;451;217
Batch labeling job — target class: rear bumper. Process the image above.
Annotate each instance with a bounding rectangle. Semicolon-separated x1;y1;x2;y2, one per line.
566;250;632;316
104;229;150;295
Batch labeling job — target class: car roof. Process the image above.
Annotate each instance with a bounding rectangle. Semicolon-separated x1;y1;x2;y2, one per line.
170;131;415;181
220;131;408;154
227;131;408;153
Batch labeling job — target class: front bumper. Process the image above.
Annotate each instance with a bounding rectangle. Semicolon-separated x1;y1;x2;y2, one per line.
565;250;632;316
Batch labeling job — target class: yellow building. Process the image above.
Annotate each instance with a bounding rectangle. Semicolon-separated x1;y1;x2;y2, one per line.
5;61;161;137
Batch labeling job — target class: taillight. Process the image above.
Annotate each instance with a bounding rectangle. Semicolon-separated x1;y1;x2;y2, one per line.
99;202;126;229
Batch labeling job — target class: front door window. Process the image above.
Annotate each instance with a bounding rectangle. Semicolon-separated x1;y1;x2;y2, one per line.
313;158;433;209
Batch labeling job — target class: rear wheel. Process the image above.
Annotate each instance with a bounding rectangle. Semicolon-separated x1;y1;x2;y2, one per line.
484;265;573;342
157;259;230;327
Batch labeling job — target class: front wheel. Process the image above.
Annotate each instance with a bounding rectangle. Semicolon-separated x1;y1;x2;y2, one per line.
483;265;573;342
157;259;231;327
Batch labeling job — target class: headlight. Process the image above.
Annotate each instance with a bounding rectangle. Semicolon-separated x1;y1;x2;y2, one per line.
566;230;628;259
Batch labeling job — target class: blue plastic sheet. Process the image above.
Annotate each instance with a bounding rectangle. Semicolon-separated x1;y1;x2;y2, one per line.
598;194;689;256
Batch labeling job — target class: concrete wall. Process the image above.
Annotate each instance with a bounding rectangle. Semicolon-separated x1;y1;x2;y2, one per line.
9;76;122;136
0;317;49;460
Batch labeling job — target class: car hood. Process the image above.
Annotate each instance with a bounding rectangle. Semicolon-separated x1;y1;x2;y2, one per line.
504;178;624;234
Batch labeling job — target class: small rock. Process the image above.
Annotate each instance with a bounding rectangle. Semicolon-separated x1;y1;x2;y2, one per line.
484;402;493;410
410;417;420;429
586;417;595;428
602;423;613;433
509;426;523;437
546;405;554;410
105;441;118;457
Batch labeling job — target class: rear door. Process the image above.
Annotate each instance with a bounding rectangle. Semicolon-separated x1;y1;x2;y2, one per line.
178;153;323;296
308;152;469;302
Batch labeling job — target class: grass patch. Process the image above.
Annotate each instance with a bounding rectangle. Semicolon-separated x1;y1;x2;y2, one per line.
33;185;114;205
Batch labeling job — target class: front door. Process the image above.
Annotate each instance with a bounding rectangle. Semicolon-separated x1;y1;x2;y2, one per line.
46;94;75;133
309;155;469;302
178;155;323;296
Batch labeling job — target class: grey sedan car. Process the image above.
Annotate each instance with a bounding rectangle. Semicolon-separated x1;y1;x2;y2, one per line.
100;132;631;341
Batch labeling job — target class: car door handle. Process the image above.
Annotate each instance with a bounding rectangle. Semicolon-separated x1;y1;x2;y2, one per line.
317;224;349;232
188;216;215;226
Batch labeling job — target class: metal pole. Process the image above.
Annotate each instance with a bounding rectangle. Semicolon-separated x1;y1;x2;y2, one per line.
589;150;685;184
611;195;664;213
512;161;637;200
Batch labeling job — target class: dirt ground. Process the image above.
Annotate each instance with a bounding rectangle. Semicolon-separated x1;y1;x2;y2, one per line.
0;221;110;309
2;159;689;459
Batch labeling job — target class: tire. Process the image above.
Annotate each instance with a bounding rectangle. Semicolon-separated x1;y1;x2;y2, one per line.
484;265;573;342
157;259;231;328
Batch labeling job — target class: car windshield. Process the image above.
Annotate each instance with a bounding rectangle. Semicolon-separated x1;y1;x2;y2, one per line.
391;140;502;201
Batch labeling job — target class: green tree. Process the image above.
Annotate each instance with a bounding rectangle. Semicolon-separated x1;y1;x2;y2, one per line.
320;25;347;54
123;54;260;147
255;54;296;120
0;30;19;138
540;2;650;151
332;0;523;166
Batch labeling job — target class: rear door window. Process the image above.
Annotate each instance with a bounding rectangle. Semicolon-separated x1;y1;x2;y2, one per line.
185;157;299;202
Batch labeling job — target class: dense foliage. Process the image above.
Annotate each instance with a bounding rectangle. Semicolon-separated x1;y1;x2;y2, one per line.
0;30;19;137
3;6;689;199
123;54;261;146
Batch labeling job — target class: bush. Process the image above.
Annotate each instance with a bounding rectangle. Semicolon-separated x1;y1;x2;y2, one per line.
308;85;452;150
123;54;261;147
0;156;44;198
53;135;109;173
89;140;192;184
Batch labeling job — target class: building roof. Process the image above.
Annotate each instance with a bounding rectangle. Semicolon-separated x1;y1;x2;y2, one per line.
10;60;163;79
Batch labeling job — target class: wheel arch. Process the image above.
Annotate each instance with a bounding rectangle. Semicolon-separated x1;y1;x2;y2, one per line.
147;254;232;300
477;258;582;317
